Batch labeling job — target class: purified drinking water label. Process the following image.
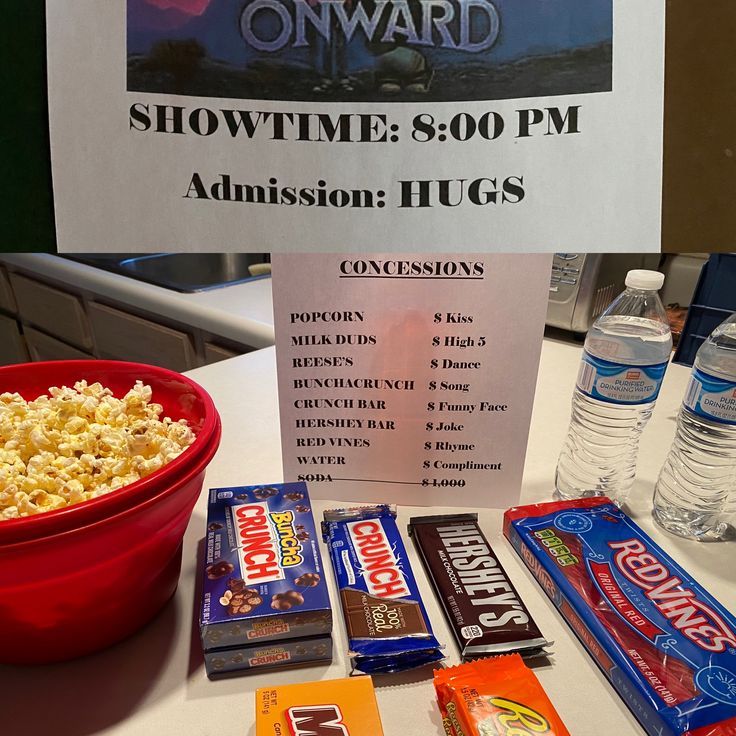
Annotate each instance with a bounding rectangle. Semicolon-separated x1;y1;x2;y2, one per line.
576;352;668;405
684;368;736;425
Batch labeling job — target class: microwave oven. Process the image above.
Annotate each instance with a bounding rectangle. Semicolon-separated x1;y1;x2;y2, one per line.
546;253;661;334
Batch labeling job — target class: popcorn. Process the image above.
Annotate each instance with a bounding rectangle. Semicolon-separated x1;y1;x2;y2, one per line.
0;380;196;520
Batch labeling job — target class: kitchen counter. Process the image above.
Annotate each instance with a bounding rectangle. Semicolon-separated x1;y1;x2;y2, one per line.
0;254;275;349
4;338;734;736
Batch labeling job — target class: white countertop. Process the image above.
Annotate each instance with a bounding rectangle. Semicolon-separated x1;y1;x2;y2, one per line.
0;254;275;349
4;338;735;736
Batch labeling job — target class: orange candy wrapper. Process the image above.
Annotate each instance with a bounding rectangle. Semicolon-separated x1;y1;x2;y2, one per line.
433;654;570;736
256;676;385;736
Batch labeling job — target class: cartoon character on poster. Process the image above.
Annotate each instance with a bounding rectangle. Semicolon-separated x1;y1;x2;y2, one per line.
128;0;612;102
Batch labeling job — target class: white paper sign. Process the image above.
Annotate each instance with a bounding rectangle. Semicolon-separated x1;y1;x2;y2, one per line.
47;0;664;251
272;253;551;507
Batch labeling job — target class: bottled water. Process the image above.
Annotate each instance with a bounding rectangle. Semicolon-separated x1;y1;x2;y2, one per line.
555;270;672;506
653;313;736;539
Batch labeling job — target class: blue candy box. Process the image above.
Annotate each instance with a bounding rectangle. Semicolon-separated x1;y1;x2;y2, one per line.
200;482;332;652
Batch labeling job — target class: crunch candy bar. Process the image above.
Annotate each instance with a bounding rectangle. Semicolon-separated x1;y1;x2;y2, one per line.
504;498;736;736
322;505;444;674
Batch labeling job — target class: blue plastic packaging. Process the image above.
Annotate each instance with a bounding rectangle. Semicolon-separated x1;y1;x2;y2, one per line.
675;254;736;368
322;505;444;674
504;498;736;736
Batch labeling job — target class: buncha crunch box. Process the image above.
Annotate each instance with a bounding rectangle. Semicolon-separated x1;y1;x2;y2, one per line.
205;634;333;678
200;483;331;651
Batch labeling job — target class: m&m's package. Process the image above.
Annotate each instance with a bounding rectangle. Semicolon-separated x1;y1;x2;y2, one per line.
433;654;570;736
255;675;385;735
504;498;736;736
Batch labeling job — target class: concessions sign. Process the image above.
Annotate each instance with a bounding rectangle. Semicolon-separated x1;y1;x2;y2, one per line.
47;0;664;250
272;252;551;506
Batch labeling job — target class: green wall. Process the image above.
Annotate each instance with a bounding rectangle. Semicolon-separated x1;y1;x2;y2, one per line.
1;6;56;252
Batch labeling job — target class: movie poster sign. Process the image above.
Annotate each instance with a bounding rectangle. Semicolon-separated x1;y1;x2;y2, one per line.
47;1;664;251
127;0;613;103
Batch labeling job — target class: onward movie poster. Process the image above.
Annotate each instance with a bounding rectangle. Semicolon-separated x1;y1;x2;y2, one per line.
127;0;613;102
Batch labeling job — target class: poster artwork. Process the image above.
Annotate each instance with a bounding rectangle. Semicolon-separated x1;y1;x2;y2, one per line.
127;0;612;102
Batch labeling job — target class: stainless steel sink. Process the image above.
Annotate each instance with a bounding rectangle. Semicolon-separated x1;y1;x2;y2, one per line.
64;253;270;292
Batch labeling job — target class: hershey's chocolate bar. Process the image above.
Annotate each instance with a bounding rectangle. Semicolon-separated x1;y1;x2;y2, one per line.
408;513;550;659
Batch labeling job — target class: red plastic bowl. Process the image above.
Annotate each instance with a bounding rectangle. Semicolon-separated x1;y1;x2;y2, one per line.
0;360;221;663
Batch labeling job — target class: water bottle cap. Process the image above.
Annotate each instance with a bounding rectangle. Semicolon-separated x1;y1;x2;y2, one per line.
625;269;664;290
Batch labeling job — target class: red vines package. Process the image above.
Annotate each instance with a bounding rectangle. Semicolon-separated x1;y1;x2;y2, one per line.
504;498;736;736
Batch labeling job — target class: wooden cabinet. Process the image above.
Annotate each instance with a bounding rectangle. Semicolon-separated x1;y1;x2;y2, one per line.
88;301;197;372
8;273;93;349
0;264;255;369
24;326;93;361
0;314;29;365
0;268;16;314
204;342;242;365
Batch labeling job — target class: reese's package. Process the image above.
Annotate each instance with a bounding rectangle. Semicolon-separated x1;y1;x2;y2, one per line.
433;654;570;736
